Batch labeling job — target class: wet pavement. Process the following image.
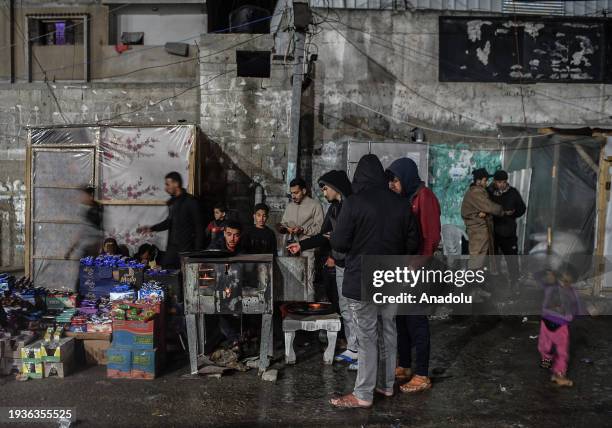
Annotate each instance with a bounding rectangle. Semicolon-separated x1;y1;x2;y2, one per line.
2;316;611;427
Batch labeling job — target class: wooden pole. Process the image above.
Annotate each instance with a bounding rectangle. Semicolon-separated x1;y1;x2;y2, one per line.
593;146;610;296
548;141;560;253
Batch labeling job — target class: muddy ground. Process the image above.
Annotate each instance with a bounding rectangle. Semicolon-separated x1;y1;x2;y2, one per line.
2;316;611;427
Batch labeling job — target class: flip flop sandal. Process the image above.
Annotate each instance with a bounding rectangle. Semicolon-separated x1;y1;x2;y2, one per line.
395;367;413;381
375;388;394;397
329;393;372;409
400;375;432;393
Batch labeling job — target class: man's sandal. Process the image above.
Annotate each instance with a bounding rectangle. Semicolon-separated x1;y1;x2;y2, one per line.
329;393;372;409
400;375;432;393
395;367;413;381
375;387;394;397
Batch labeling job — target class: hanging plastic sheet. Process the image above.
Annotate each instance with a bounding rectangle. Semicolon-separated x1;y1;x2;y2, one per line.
505;134;600;256
29;126;97;146
27;125;197;291
99;126;193;201
103;205;168;255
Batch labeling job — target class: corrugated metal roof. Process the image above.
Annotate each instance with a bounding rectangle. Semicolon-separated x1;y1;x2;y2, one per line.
502;1;564;15
308;0;612;15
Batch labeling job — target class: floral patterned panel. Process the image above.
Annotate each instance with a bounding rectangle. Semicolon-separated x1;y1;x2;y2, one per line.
99;126;193;201
103;205;169;254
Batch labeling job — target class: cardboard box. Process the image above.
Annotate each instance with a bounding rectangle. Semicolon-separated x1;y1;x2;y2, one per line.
43;360;74;378
40;338;75;363
113;318;156;335
112;331;156;349
0;358;21;376
21;340;44;361
21;360;44;379
22;338;75;363
1;331;36;359
144;270;181;300
107;347;131;371
86;322;112;334
45;294;77;310
115;267;144;288
107;368;132;378
84;339;111;365
131;348;158;380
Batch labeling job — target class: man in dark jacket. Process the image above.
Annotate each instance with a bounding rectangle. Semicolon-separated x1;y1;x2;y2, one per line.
488;170;526;291
329;155;420;409
287;170;359;365
137;172;204;268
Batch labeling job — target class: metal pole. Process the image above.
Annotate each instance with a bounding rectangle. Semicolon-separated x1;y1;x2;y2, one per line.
9;0;15;83
286;31;306;187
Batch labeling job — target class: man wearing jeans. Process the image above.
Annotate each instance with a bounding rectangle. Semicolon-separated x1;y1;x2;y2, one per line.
287;170;358;366
329;155;420;408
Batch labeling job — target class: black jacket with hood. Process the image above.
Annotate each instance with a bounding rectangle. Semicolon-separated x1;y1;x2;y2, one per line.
487;184;526;238
330;155;420;301
299;170;352;267
151;190;204;267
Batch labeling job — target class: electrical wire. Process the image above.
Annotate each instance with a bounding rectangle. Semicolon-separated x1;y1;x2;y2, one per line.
0;0;69;124
0;3;132;53
326;21;499;129
312;10;612;120
39;11;287;78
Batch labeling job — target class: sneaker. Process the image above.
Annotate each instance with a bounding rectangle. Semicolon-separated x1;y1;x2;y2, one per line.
334;349;358;363
348;362;358;371
540;358;552;369
551;373;573;387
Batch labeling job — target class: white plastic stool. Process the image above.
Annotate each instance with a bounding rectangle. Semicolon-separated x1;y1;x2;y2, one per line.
282;313;341;365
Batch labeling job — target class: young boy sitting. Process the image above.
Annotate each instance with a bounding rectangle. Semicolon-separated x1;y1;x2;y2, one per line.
242;203;277;255
537;266;582;387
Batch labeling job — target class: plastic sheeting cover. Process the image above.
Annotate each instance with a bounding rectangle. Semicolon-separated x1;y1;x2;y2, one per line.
103;205;168;255
99;127;193;201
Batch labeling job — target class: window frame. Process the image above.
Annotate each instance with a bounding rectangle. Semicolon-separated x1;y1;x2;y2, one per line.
25;13;90;83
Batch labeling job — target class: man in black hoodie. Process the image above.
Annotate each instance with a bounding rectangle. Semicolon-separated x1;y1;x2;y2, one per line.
287;170;359;365
329;155;420;409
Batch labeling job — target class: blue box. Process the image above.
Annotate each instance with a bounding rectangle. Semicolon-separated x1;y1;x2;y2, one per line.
131;349;158;379
79;267;117;299
112;331;156;350
106;346;132;372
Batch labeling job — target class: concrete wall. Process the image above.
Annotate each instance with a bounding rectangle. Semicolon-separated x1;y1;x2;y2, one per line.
198;33;293;225
305;8;612;189
114;4;206;45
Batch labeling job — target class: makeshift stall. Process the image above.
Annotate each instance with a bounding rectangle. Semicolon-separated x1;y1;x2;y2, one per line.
25;124;199;291
182;254;274;375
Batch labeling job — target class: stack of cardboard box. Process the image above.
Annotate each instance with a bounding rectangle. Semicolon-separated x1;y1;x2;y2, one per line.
106;302;164;380
20;337;75;379
0;331;36;376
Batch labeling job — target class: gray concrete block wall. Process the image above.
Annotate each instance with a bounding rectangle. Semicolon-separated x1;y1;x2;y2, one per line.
199;33;293;227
